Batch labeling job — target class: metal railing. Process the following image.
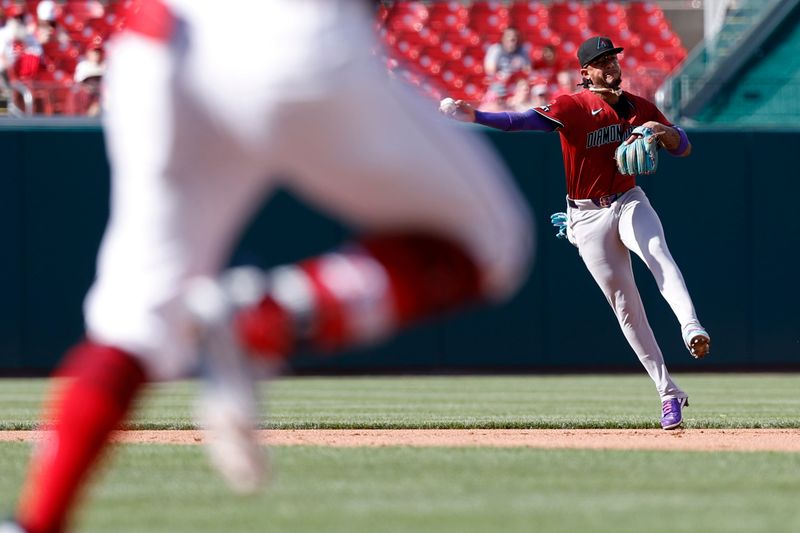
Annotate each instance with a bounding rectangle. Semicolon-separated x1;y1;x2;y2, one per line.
657;0;784;120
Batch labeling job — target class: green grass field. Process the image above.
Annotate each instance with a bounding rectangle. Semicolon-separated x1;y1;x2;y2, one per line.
1;374;799;532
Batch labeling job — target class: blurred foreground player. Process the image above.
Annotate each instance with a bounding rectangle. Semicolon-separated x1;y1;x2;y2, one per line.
1;1;533;531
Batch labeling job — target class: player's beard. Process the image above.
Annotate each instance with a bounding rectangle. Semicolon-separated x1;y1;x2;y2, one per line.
597;71;622;89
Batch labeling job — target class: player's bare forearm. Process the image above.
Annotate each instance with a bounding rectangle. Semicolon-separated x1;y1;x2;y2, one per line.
641;121;692;157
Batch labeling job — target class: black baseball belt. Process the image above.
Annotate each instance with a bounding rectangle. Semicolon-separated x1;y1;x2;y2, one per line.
567;191;625;209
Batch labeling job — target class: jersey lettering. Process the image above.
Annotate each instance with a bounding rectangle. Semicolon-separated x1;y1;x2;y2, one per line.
586;124;634;149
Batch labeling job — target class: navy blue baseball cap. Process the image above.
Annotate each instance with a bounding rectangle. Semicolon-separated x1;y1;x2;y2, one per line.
577;36;624;67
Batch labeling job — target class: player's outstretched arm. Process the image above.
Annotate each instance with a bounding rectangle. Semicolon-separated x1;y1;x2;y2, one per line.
440;100;558;133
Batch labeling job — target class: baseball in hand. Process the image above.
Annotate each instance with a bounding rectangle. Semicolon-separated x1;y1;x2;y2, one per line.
439;97;457;115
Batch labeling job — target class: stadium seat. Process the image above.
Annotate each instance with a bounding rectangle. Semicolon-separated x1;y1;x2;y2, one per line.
469;13;510;36
6;0;695;113
41;41;80;74
625;1;666;22
394;40;422;62
427;40;464;62
428;3;468;33
440;68;465;90
510;1;549;23
445;27;482;47
589;2;629;39
417;54;443;76
387;12;426;33
549;1;590;25
460;50;485;77
374;0;689;105
429;1;467;19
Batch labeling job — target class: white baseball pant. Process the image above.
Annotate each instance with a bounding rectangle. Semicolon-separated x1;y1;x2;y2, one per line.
84;0;533;380
567;186;702;400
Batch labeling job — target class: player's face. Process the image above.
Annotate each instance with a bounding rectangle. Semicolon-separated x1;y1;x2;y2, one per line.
583;54;622;89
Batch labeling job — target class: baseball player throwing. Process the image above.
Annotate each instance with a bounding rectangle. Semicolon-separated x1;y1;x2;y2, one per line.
442;36;710;430
1;1;532;532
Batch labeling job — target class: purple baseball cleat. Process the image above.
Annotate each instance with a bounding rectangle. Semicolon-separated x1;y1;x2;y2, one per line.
660;397;688;430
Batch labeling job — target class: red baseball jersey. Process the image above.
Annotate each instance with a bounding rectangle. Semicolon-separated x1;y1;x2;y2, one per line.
533;90;672;199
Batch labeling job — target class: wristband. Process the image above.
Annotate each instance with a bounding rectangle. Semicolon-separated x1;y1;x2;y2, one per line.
668;126;690;156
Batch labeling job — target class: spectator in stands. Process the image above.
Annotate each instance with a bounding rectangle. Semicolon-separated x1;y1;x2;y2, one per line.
504;77;550;112
529;77;550;107
480;27;530;111
34;16;68;49
484;27;530;78
36;0;59;24
73;44;104;116
0;5;42;82
505;78;532;112
551;69;577;98
0;5;25;88
531;44;558;81
34;0;67;45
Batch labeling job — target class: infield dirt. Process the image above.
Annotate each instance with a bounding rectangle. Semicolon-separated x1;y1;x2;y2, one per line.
2;429;800;452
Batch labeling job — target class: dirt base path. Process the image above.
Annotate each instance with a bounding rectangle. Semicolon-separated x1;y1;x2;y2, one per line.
2;429;800;452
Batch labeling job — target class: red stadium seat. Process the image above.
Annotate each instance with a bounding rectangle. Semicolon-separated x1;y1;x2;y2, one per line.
389;2;428;20
394;40;422;62
558;40;579;59
445;27;482;47
427;40;464;62
387;12;426;33
58;0;104;31
380;29;398;48
470;1;506;14
549;1;589;24
428;3;468;33
463;80;481;100
621;54;639;70
525;25;560;47
417;54;443;76
469;12;510;35
372;0;686;106
516;12;549;36
590;1;630;39
429;1;467;18
469;1;509;31
510;1;549;23
416;27;441;47
71;27;104;50
393;27;440;48
41;40;80;74
460;54;484;76
614;28;642;48
626;1;666;22
440;68;465;89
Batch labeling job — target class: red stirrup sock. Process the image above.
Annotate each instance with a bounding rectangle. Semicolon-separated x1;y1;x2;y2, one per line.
17;342;147;533
236;232;482;357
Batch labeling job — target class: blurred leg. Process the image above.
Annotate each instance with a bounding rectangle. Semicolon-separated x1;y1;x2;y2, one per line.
17;344;145;533
234;61;533;359
15;30;272;531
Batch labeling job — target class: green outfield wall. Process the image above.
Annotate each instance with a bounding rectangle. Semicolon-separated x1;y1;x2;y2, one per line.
0;124;797;374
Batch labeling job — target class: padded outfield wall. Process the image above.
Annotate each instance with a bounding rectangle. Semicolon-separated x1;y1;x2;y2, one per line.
0;124;797;373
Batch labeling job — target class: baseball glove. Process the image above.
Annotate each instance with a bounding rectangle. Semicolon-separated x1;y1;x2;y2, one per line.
615;126;658;175
550;212;568;239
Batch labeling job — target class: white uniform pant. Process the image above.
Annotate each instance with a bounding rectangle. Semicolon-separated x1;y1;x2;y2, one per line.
567;186;700;400
84;0;533;380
